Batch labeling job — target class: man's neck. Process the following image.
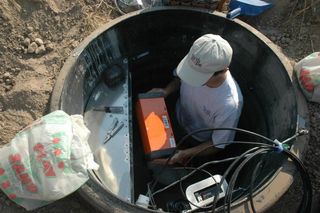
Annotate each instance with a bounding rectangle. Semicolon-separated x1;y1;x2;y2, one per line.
205;71;227;88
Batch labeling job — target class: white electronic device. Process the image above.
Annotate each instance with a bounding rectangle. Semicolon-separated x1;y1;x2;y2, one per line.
185;175;228;210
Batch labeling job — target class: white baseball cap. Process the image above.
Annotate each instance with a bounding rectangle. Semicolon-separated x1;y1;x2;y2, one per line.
176;34;233;87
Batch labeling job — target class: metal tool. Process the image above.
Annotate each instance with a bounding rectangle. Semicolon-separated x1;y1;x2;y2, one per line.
93;106;124;114
104;118;124;144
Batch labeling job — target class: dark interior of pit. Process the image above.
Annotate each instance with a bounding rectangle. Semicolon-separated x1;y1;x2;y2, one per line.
129;44;284;211
58;9;298;212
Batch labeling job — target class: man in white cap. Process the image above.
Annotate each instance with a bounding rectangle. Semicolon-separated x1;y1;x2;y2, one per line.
150;34;243;165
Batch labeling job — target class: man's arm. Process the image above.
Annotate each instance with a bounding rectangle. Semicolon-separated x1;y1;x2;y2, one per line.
148;77;180;98
169;141;222;165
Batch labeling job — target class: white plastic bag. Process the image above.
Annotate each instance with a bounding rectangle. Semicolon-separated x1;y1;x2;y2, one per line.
0;110;99;210
295;52;320;103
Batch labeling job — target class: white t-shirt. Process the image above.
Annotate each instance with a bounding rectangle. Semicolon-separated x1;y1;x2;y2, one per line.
175;71;243;148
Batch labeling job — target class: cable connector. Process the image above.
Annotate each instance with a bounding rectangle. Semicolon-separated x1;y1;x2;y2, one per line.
274;139;284;153
136;194;150;209
298;129;309;136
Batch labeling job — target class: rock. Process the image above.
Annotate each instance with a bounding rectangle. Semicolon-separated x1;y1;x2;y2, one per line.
35;45;46;54
27;26;34;32
5;78;12;85
0;78;3;83
16;35;24;41
3;72;10;78
27;42;38;53
4;85;12;92
277;36;282;41
270;36;276;41
24;48;28;54
28;32;36;41
34;38;44;46
71;40;79;48
22;38;31;47
54;16;60;22
285;38;291;44
46;42;54;51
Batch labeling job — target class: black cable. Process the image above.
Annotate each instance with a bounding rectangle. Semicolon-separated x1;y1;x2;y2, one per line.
152;144;277;212
281;149;312;213
184;140;271;167
185;146;268;213
152;154;236;196
148;127;310;213
182;147;269;212
213;149;312;213
224;148;269;213
248;159;264;213
150;127;277;193
180;143;271;212
210;147;263;213
151;127;307;193
197;137;309;212
213;167;281;212
178;148;264;213
152;145;271;212
151;141;272;197
152;141;277;213
178;127;276;146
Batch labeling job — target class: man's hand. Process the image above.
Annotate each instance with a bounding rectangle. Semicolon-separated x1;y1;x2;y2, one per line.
150;150;191;166
169;142;222;165
169;150;191;165
147;77;181;98
147;88;168;97
151;142;222;166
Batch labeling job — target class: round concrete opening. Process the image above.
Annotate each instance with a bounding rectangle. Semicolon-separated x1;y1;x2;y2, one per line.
50;7;309;212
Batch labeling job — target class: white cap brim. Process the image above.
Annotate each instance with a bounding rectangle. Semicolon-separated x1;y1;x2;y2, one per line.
176;55;214;87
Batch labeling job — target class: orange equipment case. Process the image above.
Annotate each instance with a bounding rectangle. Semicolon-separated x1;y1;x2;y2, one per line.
136;93;176;160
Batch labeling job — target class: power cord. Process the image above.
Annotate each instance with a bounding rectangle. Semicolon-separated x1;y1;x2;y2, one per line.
147;127;310;213
149;127;278;193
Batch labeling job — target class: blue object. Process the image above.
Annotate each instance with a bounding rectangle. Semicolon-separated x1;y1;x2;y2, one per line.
227;0;273;19
273;139;284;153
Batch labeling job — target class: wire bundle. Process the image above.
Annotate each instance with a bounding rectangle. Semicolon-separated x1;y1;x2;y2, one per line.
148;128;312;213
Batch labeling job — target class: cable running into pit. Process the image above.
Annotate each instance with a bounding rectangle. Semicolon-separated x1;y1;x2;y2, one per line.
147;127;310;213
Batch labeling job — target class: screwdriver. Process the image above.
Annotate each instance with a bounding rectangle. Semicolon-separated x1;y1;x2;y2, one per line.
93;106;124;114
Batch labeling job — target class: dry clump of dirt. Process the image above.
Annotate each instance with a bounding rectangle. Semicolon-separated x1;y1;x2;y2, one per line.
0;0;118;145
0;0;119;212
255;1;320;212
252;0;320;61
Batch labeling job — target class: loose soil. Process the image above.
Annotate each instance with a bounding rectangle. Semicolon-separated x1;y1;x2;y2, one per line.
0;0;319;212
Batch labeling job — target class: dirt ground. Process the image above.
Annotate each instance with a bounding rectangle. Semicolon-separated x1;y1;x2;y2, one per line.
0;0;319;212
